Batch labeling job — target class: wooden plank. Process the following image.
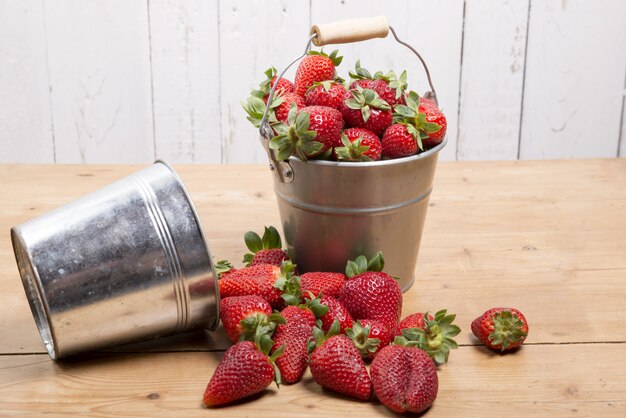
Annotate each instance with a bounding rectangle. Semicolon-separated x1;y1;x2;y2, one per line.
218;0;311;163
310;0;464;161
148;0;222;163
0;0;55;163
0;344;624;417
1;160;625;354
457;0;529;160
44;0;154;163
620;70;626;157
519;0;626;159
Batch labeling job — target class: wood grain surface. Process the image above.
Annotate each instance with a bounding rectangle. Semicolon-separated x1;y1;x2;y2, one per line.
1;160;625;416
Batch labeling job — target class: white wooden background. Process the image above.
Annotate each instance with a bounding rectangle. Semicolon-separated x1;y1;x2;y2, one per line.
1;0;625;164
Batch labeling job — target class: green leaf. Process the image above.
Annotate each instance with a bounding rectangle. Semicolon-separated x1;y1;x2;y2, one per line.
242;253;254;266
361;105;371;122
355;255;368;275
367;251;385;272
424;122;442;133
244;231;263;253
262;226;282;249
345;260;359;278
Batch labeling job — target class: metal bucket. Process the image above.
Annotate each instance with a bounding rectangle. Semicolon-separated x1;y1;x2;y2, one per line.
11;161;219;359
258;17;446;291
273;141;445;292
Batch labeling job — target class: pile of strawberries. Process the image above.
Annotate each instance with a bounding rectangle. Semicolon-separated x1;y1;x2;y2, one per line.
243;50;446;162
202;227;529;414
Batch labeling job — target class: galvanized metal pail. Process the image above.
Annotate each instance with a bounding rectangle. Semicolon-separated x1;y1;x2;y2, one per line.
11;161;219;359
258;17;446;291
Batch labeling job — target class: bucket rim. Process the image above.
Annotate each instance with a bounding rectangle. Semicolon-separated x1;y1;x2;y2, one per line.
288;137;447;167
154;159;220;331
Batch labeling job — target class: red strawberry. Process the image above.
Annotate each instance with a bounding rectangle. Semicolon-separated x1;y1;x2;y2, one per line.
300;271;346;299
219;295;278;343
418;100;447;148
335;128;382;161
272;298;327;384
340;87;392;137
294;50;343;96
273;92;306;123
259;67;294;98
349;61;407;109
309;321;372;400
242;226;290;267
381;123;418;158
397;309;461;365
472;307;529;351
203;334;283;407
270;105;343;161
316;295;354;334
304;80;347;110
384;91;445;157
397;312;433;332
370;342;438;414
218;262;298;309
337;252;402;331
346;319;392;360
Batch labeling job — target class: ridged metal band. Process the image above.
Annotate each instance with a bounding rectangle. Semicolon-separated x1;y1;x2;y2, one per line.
132;175;191;332
273;187;433;216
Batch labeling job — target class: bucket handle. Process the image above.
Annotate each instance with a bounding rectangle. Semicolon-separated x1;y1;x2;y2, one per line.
259;16;439;184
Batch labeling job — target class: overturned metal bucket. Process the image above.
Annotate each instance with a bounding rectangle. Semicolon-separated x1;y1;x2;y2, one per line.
272;141;446;292
11;161;219;359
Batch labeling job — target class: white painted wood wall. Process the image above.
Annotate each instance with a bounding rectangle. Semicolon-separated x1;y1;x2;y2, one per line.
1;0;625;164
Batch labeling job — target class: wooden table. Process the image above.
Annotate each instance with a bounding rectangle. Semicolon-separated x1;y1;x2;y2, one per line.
1;160;625;417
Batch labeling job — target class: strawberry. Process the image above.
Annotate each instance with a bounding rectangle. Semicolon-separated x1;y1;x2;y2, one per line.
273;93;306;123
418;99;447;148
300;271;346;299
335;128;382;161
258;67;294;99
270;105;343;161
304;80;347;110
397;310;461;365
272;298;328;384
370;339;438;414
242;226;290;267
203;331;284;407
381;123;419;158
472;307;529;351
340;87;392;137
346;319;393;360
218;261;298;309
397;312;433;332
308;321;372;400
349;61;407;109
383;91;445;158
337;252;402;331
315;295;354;334
219;295;282;343
294;50;343;96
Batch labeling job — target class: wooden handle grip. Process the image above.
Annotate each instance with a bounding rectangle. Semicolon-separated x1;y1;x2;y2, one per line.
310;16;389;47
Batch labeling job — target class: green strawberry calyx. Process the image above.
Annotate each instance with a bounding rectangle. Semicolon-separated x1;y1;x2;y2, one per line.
489;310;528;351
398;309;461;365
345;87;391;123
253;323;285;387
269;104;324;161
306;80;339;94
242;226;283;265
346;321;380;358
214;259;234;278
307;49;343;67
348;60;374;80
307;319;341;354
258;67;279;96
241;89;283;128
335;133;372;162
239;312;286;343
393;91;442;150
345;251;385;278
